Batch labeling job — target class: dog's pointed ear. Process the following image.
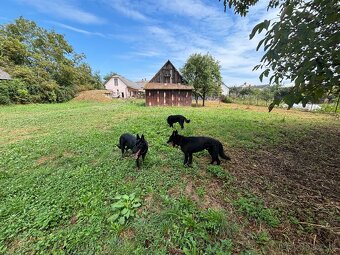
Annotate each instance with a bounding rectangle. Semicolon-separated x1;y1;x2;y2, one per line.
141;134;145;140
136;134;140;139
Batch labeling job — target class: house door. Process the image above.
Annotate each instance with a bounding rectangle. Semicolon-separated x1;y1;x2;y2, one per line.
121;92;124;98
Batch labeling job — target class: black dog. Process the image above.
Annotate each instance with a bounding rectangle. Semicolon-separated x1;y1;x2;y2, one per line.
117;133;137;156
167;115;190;129
132;134;148;168
167;130;230;166
117;133;148;168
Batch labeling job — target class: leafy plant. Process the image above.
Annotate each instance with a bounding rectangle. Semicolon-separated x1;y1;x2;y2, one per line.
234;196;280;227
108;193;142;225
252;231;270;245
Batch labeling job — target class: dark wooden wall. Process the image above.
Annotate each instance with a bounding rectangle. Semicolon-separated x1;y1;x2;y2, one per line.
149;61;184;84
145;90;192;106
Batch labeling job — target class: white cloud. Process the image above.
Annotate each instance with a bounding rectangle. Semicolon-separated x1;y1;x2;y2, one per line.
50;22;106;37
123;0;279;85
103;0;149;21
18;0;105;24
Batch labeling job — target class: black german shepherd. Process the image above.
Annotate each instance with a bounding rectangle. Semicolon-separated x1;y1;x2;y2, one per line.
167;130;230;166
167;115;190;129
117;133;148;168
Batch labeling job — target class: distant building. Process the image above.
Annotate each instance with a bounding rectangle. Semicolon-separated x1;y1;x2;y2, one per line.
135;78;148;89
221;83;229;96
145;60;193;106
0;68;12;80
104;74;143;98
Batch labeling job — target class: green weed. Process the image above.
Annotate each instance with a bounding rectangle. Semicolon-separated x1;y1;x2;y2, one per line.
233;196;280;227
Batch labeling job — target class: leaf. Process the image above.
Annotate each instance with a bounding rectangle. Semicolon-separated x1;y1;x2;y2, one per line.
118;216;125;225
122;195;129;200
108;213;120;222
111;202;125;209
256;38;266;51
249;20;270;39
132;203;141;208
121;208;129;215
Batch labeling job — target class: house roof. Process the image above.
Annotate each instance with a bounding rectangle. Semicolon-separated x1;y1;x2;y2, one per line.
110;75;143;90
135;79;148;88
144;83;193;90
0;68;12;80
150;60;186;84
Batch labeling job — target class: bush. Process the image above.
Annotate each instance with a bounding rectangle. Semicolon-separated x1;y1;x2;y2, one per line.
0;79;28;105
220;95;233;103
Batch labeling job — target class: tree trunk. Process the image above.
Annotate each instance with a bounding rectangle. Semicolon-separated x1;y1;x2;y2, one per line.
335;95;340;113
195;96;198;106
202;93;205;106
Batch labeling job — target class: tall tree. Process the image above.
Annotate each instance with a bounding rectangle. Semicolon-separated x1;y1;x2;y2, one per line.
0;17;101;104
181;53;222;106
220;0;340;111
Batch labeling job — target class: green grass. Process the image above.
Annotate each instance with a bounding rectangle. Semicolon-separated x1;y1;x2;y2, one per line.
0;100;337;254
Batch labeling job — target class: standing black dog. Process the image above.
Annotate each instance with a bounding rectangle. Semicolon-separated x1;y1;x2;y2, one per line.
167;115;190;129
167;130;230;166
117;133;148;168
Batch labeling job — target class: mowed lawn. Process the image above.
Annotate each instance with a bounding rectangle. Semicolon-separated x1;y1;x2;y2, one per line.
0;100;339;254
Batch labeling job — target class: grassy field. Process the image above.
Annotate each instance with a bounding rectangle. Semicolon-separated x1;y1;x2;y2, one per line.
0;99;339;254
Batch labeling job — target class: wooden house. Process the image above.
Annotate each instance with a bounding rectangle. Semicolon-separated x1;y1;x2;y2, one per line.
145;60;193;106
104;74;143;98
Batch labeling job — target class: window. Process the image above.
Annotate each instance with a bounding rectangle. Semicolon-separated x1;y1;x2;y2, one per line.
114;78;118;86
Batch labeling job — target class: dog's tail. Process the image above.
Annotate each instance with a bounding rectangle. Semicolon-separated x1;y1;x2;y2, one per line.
219;143;231;160
117;144;121;149
185;118;190;123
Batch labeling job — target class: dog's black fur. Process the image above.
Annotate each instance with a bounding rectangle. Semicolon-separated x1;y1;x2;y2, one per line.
167;115;190;129
132;134;148;168
117;133;148;168
167;130;230;166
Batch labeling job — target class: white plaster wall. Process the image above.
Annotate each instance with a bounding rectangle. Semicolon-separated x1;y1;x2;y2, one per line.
104;77;130;98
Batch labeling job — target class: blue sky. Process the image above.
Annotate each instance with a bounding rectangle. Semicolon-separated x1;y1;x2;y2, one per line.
1;0;278;85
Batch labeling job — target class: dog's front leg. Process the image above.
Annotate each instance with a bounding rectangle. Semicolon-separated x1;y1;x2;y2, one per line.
136;158;140;169
184;153;189;166
188;153;193;167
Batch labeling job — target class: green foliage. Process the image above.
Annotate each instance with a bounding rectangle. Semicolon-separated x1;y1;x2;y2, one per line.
234;196;280;227
252;231;271;245
0;100;337;253
220;95;233;103
157;195;232;254
103;71;118;84
108;194;142;225
222;0;340;111
0;17;102;105
181;53;222;106
206;165;235;184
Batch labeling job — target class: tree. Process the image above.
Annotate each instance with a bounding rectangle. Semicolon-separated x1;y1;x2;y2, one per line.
220;0;339;111
181;53;222;106
0;17;101;104
103;71;118;84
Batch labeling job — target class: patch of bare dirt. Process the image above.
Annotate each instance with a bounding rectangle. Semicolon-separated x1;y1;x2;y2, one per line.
224;126;340;252
72;90;112;102
36;155;56;165
120;228;135;240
